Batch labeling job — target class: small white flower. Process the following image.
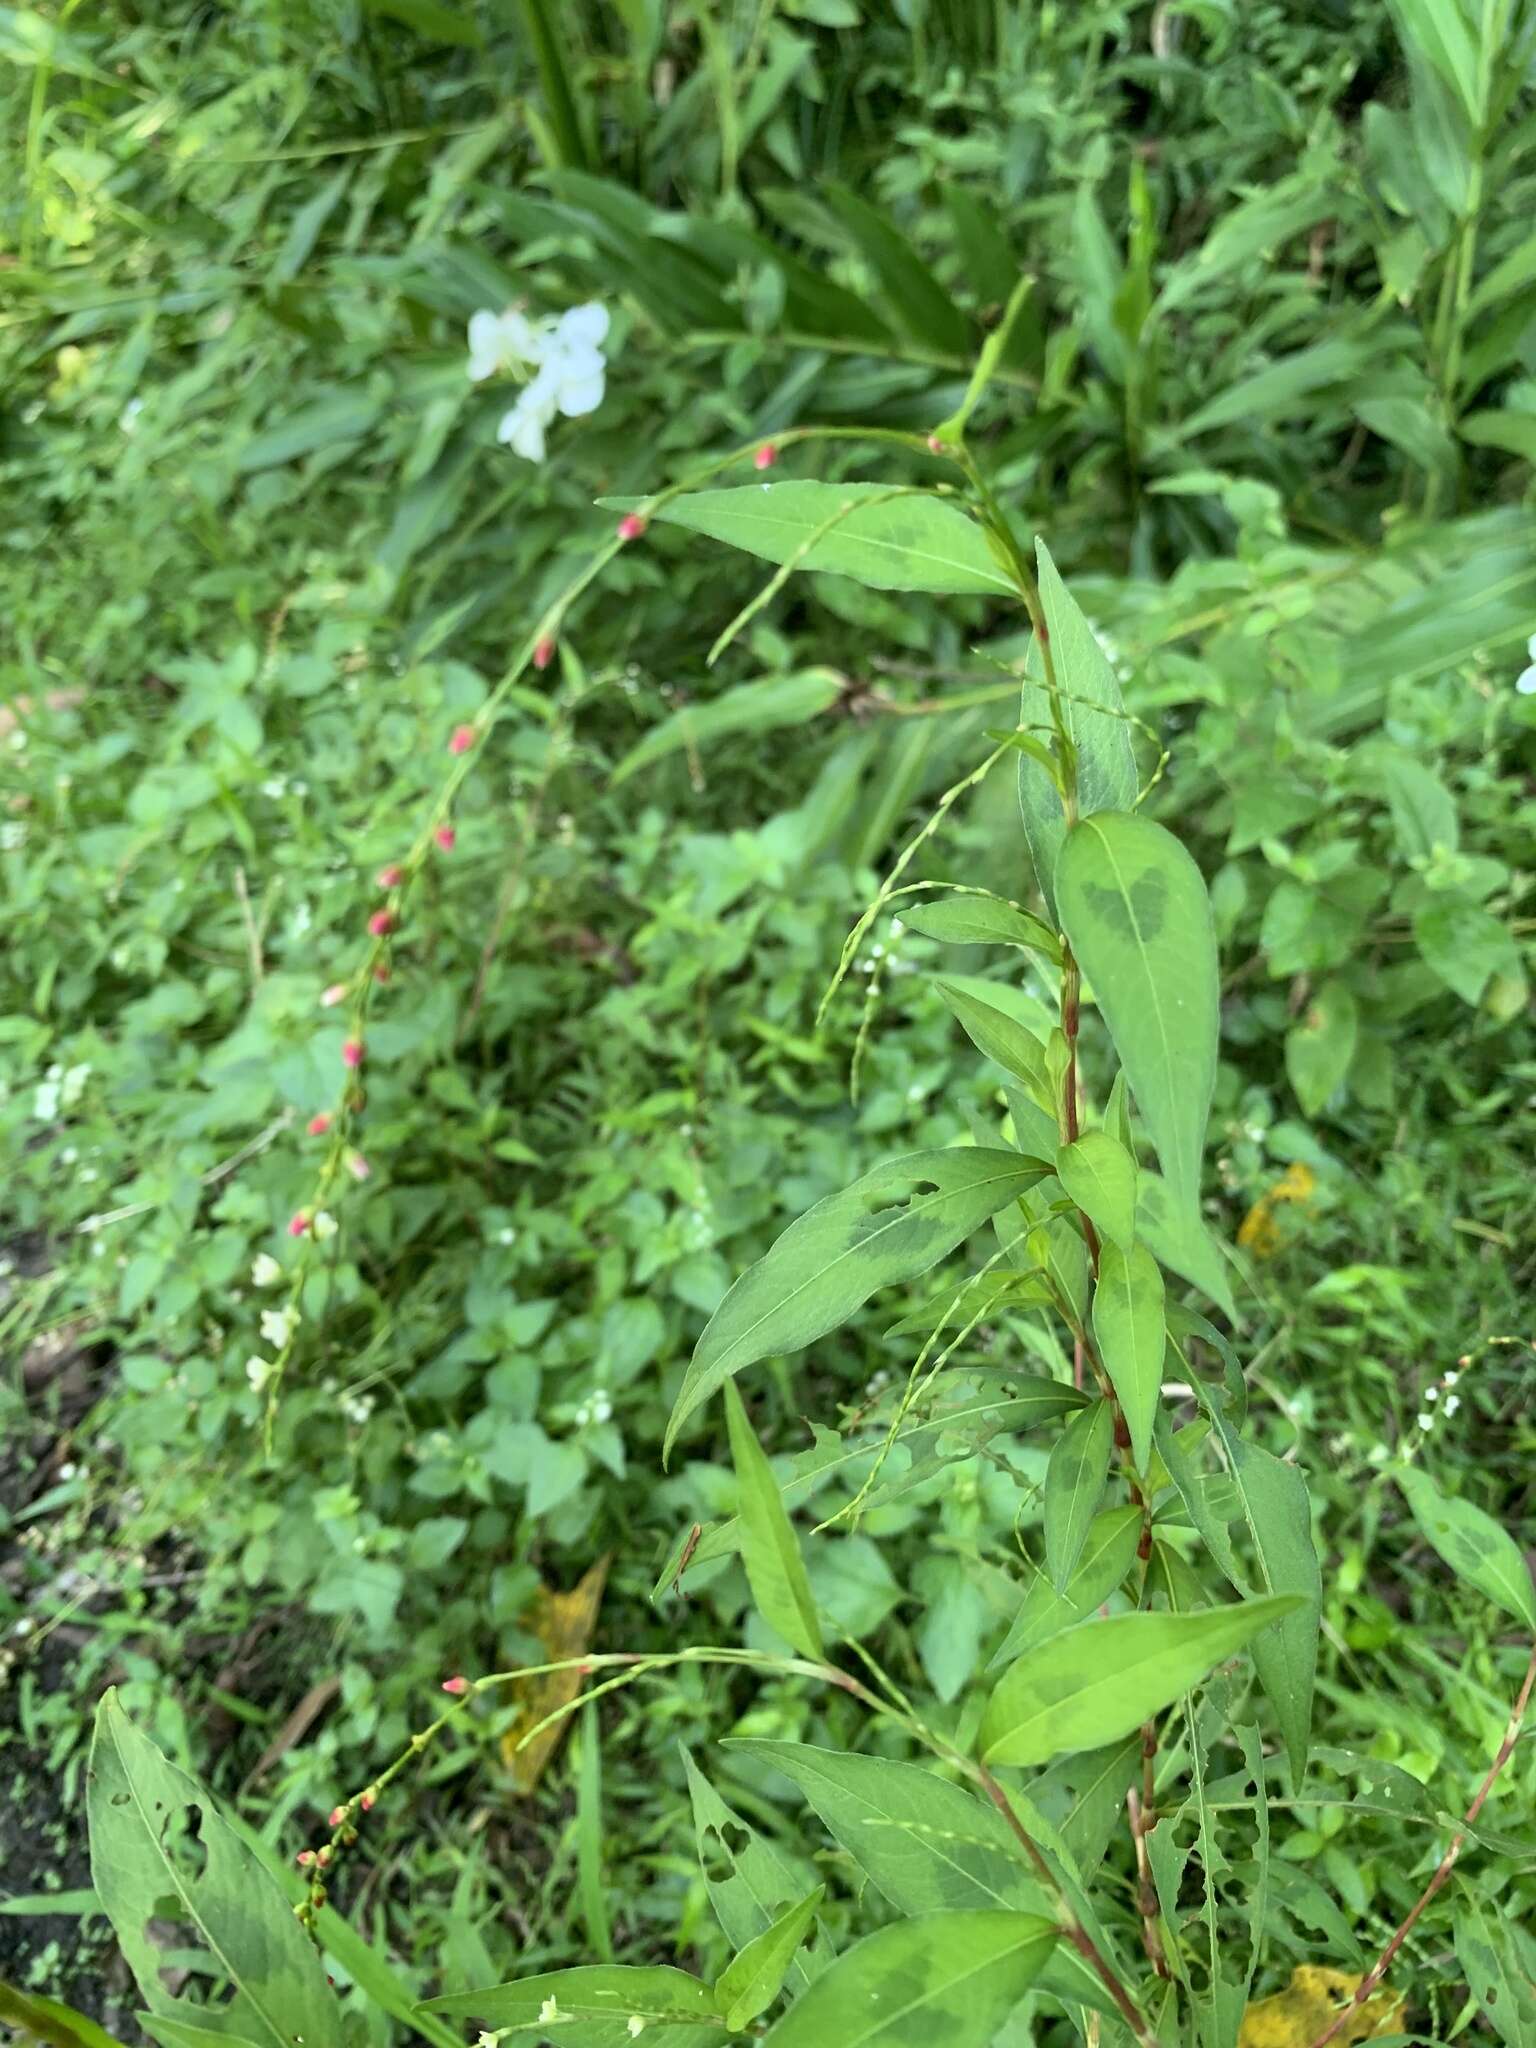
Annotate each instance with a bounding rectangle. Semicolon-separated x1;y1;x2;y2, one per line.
246;1355;273;1390
538;2000;561;2025
1417;1410;1434;1432
260;1305;298;1348
467;306;541;382
252;1253;284;1288
33;1082;61;1121
1443;1393;1460;1416
627;2020;646;2039
261;775;290;798
493;302;610;464
62;1064;90;1107
1424;1384;1438;1403
591;1390;613;1424
312;1210;339;1242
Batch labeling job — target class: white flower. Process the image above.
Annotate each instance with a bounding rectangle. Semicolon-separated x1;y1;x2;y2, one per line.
1443;1393;1461;1416
1518;633;1536;696
120;397;143;435
1443;1369;1459;1387
252;1253;283;1288
466;306;541;382
260;1305;298;1348
33;1081;60;1121
245;1356;273;1390
487;302;610;464
1417;1411;1434;1432
1424;1385;1438;1403
62;1064;90;1107
312;1210;339;1242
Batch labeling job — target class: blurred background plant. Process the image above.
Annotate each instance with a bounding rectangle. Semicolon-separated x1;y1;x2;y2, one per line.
0;0;1532;2033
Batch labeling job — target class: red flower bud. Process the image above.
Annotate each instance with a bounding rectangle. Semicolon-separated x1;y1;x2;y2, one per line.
448;724;476;756
434;824;455;851
296;1849;316;1867
367;909;395;938
341;1039;364;1069
375;864;403;889
320;982;347;1008
753;443;777;470
616;514;647;543
533;635;556;671
288;1211;310;1237
328;1806;345;1829
360;1788;376;1812
441;1675;469;1695
307;1112;332;1137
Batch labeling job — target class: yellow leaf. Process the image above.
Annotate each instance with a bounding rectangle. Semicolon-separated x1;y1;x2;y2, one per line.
499;1555;610;1794
1238;1967;1406;2048
1237;1162;1318;1258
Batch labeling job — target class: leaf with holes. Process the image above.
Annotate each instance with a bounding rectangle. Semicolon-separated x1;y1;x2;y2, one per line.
1454;1895;1536;2048
1057;812;1219;1217
604;483;1012;596
87;1692;339;2047
665;1150;1048;1457
759;1911;1055;2048
682;1750;825;1998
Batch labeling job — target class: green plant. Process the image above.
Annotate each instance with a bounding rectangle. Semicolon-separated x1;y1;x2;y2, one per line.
78;395;1536;2048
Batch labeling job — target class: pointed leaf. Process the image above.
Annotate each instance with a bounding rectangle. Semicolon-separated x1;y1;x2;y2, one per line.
713;1887;823;2032
822;182;973;354
610;483;1011;596
1285;979;1358;1115
981;1597;1302;1767
424;1963;724;2028
759;1912;1055;2048
934;981;1051;1104
1044;1399;1114;1592
1136;1171;1235;1318
990;1506;1143;1670
612;669;844;784
1056;812;1219;1216
666;1150;1047;1457
1397;1465;1536;1631
1092;1241;1166;1475
682;1751;824;1998
725;1383;823;1659
896;894;1060;960
1057;1130;1138;1252
1454;1895;1536;2048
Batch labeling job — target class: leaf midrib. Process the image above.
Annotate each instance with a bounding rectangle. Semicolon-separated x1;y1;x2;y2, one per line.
668;489;1012;593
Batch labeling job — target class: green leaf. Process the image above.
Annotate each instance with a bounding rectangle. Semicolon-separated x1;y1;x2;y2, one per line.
1057;1130;1138;1253
1397;1465;1536;1631
424;1964;724;2028
758;1912;1055;2048
933;981;1051;1105
666;1149;1048;1457
1285;979;1359;1116
1016;542;1139;914
713;1886;823;2032
934;274;1036;441
682;1751;823;2000
0;1980;128;2048
725;1382;823;1659
87;1693;339;2047
1413;896;1523;1005
1135;1172;1235;1319
990;1506;1143;1670
980;1597;1301;1767
1091;1241;1165;1475
1044;1398;1114;1592
609;484;1012;596
612;669;845;785
896;894;1060;960
1378;751;1459;862
365;0;484;44
1389;0;1482;124
822;183;973;355
1056;812;1219;1216
238;388;381;472
1454;1895;1536;2048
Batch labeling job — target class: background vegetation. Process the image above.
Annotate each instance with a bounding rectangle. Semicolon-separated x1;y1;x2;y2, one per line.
1;0;1533;2037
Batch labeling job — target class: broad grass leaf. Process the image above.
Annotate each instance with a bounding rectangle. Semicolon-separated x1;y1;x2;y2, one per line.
822;183;973;355
612;669;844;784
1057;813;1219;1217
1017;541;1139;914
1091;1241;1165;1475
610;483;1012;596
424;1963;724;2033
725;1383;823;1658
1057;1130;1138;1252
759;1912;1055;2048
989;1506;1143;1670
1397;1465;1536;1630
237;388;381;471
666;1149;1048;1457
713;1886;823;2032
981;1597;1301;1767
1044;1398;1114;1591
87;1693;339;2047
0;1980;126;2048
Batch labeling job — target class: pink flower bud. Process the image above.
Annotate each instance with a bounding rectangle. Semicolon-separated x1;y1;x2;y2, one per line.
441;1675;469;1695
341;1038;364;1069
533;635;556;671
296;1849;316;1867
360;1788;376;1812
448;724;476;755
375;864;403;889
315;1845;332;1868
321;983;347;1008
344;1149;370;1181
288;1211;310;1237
616;514;647;543
753;443;777;470
367;909;395;938
328;1806;345;1829
434;824;456;851
307;1112;332;1137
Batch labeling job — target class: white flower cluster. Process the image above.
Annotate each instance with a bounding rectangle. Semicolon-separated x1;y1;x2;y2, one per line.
1516;633;1536;696
34;1062;91;1122
466;302;609;462
1416;1367;1462;1433
573;1389;614;1429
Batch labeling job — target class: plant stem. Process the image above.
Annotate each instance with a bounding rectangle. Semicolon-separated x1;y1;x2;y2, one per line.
1305;1635;1536;2048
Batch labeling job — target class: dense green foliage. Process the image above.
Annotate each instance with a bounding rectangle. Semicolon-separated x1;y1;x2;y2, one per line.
1;1;1534;2042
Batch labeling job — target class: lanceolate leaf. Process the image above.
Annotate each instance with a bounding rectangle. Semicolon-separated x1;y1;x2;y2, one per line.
1397;1465;1536;1631
713;1887;824;2032
88;1694;339;2047
1137;1171;1236;1319
612;669;844;784
425;1964;725;2029
896;893;1060;959
990;1506;1143;1670
980;1596;1301;1767
682;1751;824;1999
934;981;1052;1105
1091;1240;1166;1475
725;1382;823;1659
611;483;1012;596
1454;1895;1536;2048
1056;812;1219;1217
1044;1398;1114;1591
666;1150;1048;1458
759;1912;1056;2048
1017;540;1139;914
1057;1129;1138;1252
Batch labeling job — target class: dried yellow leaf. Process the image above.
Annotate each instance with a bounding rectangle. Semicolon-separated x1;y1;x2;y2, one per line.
499;1555;610;1793
1238;1966;1405;2048
1237;1162;1318;1258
